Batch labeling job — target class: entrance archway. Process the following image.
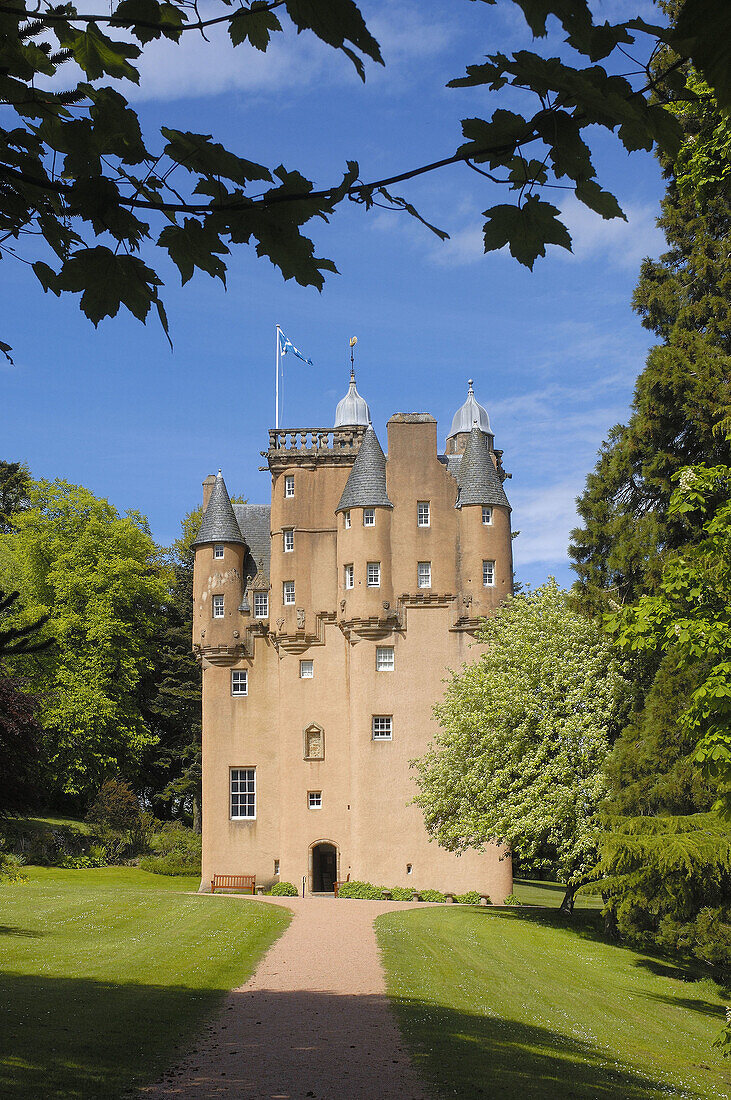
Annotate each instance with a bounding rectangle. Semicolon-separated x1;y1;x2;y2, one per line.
310;841;338;893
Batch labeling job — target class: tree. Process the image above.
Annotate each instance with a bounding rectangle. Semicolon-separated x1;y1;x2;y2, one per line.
0;478;171;802
0;461;30;533
413;580;630;909
1;0;730;358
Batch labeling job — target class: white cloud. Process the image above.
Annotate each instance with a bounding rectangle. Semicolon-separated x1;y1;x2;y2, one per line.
511;479;581;567
558;197;663;270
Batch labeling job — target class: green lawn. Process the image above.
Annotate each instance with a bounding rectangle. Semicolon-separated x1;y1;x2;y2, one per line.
511;877;603;908
0;867;289;1099
377;906;730;1100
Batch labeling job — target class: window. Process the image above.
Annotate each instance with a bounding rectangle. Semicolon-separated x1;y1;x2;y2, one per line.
274;859;280;875
284;474;295;498
372;715;393;741
308;791;322;810
254;592;269;618
367;561;380;587
344;563;354;589
376;646;394;672
283;581;295;604
363;508;375;527
344;510;351;529
418;561;432;589
230;767;255;819
300;660;314;679
483;560;495;587
482;506;493;525
212;594;224;618
417;501;430;527
231;670;247;696
406;863;413;875
214;543;224;559
304;723;324;760
283;528;294;552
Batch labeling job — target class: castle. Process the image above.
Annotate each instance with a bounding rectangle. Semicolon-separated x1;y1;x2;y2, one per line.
192;373;514;897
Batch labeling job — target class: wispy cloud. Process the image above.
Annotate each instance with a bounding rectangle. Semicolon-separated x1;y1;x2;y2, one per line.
558;197;663;270
511;478;582;568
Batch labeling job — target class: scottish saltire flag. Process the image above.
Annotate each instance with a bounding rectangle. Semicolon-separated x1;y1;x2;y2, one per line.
278;329;313;366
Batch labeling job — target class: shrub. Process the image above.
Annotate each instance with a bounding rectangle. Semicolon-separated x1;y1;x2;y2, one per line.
503;892;523;906
337;880;386;900
418;889;446;903
0;849;27;884
269;881;298;896
142;822;201;875
390;886;416;901
138;853;198;876
86;779;141;832
455;890;483;905
59;849;108;869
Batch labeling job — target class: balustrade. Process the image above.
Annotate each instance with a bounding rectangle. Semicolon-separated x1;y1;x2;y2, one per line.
267;426;365;453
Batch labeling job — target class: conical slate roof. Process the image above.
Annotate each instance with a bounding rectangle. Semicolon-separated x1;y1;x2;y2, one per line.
334;369;371;428
336;426;393;512
457;427;510;509
192;471;247;547
448;380;491;439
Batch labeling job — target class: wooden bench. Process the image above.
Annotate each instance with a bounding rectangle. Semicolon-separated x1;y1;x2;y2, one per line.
333;873;350;898
211;874;256;894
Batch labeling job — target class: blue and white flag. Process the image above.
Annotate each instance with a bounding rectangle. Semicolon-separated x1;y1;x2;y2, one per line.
278;329;313;366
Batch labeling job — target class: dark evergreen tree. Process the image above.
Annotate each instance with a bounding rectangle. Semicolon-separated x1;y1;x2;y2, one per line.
0;671;42;816
0;461;30;534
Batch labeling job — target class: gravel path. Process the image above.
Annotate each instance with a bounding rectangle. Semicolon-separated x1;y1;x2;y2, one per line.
139;894;430;1100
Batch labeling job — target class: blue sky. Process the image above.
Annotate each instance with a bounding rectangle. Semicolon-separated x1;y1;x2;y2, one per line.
2;0;665;589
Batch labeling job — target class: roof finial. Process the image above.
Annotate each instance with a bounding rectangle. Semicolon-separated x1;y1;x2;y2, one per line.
349;335;358;382
217;468;222;477
468;379;474;393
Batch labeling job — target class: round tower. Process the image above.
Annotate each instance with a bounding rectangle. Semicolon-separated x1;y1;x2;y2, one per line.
191;470;248;656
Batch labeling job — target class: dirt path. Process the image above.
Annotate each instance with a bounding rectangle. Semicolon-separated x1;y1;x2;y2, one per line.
140;895;430;1100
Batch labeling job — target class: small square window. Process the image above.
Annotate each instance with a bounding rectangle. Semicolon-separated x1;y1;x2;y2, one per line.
483;560;495;587
254;592;269;618
367;562;380;587
363;508;375;527
300;660;314;679
376;646;394;672
214;543;224;559
284;475;295;498
417;502;430;527
418;562;432;589
308;791;322;810
212;594;224;618
231;669;247;696
372;715;392;740
344;511;351;529
283;528;294;552
482;506;493;525
344;564;354;590
230;767;255;819
283;581;295;604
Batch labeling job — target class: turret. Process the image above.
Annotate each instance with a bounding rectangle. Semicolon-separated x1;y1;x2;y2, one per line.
191;470;247;658
445;380;494;455
455;426;512;617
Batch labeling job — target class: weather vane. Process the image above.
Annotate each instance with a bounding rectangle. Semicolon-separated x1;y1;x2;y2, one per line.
349;335;357;379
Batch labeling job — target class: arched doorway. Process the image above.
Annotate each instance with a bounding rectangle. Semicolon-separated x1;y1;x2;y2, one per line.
310;842;338;893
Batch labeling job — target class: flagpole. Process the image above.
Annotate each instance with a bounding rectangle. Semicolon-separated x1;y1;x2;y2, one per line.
275;324;280;430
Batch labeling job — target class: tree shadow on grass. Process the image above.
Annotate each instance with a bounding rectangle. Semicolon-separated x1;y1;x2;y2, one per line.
636;991;727;1019
0;925;44;938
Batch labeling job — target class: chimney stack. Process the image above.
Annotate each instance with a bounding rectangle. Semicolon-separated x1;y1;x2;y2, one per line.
202;474;216;511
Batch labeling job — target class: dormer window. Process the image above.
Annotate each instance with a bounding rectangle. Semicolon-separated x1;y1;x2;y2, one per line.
482;506;493;525
214;544;224;559
284;475;295;498
253;592;268;618
363;508;375;527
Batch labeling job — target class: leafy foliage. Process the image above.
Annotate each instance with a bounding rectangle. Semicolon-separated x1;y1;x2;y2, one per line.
0;462;30;533
138;820;201;874
1;1;730;353
85;778;141;832
417;889;446;903
0;671;41;816
414;580;630;894
337;879;386;900
269;881;298;896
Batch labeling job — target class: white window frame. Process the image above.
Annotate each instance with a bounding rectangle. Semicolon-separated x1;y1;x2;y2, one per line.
376;646;394;672
367;561;380;587
231;669;248;696
344;563;354;590
300;659;314;679
344;510;351;529
283;528;294;552
274;859;280;875
283;580;295;604
363;508;375;527
213;543;225;559
417;502;430;528
212;594;224;618
483;559;496;587
372;715;393;741
284;474;295;498
253;592;269;619
308;791;322;810
417;561;432;589
482;506;493;525
230;767;256;820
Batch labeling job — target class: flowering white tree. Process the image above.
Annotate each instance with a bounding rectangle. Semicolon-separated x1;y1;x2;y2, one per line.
414;579;630;910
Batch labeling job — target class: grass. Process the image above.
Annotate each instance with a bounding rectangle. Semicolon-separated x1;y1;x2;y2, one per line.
377;905;730;1100
0;866;290;1099
511;877;603;908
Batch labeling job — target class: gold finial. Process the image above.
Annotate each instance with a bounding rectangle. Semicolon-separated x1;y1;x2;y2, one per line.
349;335;358;380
